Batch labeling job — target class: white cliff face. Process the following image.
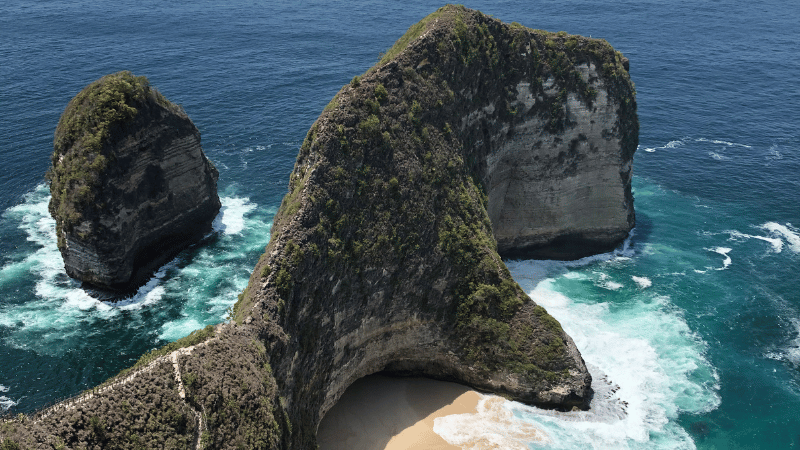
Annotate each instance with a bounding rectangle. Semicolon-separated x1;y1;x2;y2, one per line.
483;64;634;259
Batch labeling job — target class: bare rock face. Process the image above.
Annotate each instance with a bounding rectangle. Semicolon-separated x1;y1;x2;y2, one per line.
47;71;221;291
453;32;638;260
231;5;635;445
484;69;637;260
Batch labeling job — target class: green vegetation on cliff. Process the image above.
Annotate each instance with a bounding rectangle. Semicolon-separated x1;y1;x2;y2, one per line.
46;71;181;248
237;3;632;396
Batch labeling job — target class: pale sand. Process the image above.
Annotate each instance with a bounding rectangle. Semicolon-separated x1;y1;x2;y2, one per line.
317;375;481;450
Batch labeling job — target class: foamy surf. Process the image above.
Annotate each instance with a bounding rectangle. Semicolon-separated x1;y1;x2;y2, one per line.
724;222;799;255
761;222;800;254
595;273;624;290
0;185;270;356
632;276;652;289
466;255;721;449
433;396;550;449
642;137;752;155
213;196;257;235
695;137;751;148
727;230;784;253
706;247;732;270
642;139;686;153
0;385;16;413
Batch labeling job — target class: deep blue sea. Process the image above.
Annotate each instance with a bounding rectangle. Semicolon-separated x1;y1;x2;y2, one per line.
1;0;798;448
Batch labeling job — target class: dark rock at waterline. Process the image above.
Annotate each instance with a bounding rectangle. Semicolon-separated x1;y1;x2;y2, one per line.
47;71;220;291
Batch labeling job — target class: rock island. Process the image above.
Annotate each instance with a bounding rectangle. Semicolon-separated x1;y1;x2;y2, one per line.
47;71;221;291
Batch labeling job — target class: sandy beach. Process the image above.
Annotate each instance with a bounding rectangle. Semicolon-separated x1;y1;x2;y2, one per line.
316;375;481;450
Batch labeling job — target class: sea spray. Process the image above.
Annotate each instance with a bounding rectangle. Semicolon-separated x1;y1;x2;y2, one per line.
0;385;16;414
433;396;550;449
761;222;800;254
434;254;720;449
0;184;270;357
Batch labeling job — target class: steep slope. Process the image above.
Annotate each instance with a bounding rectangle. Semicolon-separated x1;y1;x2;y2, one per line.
47;71;221;291
231;4;635;443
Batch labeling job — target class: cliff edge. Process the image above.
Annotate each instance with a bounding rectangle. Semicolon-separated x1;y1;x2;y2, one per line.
2;6;637;449
46;71;221;291
232;4;635;443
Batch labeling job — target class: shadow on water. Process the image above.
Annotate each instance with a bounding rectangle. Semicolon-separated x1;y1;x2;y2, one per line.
630;211;654;251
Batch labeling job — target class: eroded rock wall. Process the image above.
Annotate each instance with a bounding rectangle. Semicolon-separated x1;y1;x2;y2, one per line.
484;67;636;259
231;5;637;444
48;72;221;291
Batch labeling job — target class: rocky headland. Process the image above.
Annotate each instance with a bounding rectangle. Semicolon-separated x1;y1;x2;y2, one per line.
46;71;221;291
1;5;636;449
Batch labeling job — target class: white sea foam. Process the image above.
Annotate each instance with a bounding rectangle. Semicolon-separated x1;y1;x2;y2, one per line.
434;395;550;449
458;259;721;449
632;276;652;288
593;272;624;290
156;196;268;341
213;196;257;235
0;397;16;413
643;139;686;153
727;230;784;253
725;222;800;254
705;247;732;270
0;185;267;355
695;137;751;148
0;186;109;341
0;385;16;413
761;222;800;254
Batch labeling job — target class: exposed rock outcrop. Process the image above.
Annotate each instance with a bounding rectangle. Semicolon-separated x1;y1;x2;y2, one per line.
231;4;636;444
47;71;221;291
3;6;637;449
485;65;637;259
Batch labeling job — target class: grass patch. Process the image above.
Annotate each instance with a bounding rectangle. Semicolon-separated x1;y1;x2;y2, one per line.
375;5;459;67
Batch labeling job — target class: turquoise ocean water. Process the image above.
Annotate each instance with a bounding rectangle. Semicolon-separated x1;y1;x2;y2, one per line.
1;0;798;448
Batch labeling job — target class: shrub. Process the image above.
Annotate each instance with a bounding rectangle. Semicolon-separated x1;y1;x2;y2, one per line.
358;114;382;139
0;439;21;450
374;83;388;103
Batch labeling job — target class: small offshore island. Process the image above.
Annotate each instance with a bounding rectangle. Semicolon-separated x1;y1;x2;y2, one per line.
46;71;221;292
0;5;636;449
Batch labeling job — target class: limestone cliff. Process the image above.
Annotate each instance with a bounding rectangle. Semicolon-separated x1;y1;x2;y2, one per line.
2;6;638;449
47;71;221;291
230;6;639;440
